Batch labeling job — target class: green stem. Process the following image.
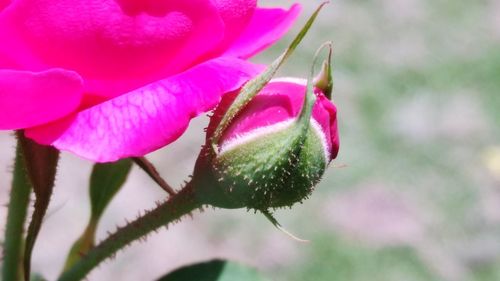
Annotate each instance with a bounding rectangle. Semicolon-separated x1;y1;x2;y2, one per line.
62;220;97;271
58;185;200;281
2;135;32;281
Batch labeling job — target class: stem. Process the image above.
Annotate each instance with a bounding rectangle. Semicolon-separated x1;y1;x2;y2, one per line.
2;135;32;281
62;221;97;271
58;185;200;281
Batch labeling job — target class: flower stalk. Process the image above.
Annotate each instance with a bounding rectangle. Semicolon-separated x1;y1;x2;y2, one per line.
58;184;201;281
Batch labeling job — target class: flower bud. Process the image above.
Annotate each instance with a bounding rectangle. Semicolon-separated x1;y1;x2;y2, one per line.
192;78;339;210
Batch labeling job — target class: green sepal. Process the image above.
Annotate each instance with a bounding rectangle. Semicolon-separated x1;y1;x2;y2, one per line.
261;210;309;242
295;41;333;136
20;134;60;281
194;121;327;209
210;2;329;153
133;157;176;196
313;42;333;99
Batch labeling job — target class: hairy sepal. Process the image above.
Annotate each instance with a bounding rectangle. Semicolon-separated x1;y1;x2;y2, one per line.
195;120;326;210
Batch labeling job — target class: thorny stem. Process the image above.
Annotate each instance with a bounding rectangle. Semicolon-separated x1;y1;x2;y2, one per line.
2;133;32;281
58;184;200;281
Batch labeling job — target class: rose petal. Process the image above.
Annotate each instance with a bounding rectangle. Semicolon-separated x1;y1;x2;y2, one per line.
0;52;15;68
3;0;224;81
0;68;83;129
210;0;256;50
26;58;263;162
0;0;10;11
0;3;46;71
317;94;340;159
217;78;339;160
223;4;302;59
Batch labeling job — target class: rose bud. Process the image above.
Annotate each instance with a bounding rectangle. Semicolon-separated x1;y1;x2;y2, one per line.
192;74;339;210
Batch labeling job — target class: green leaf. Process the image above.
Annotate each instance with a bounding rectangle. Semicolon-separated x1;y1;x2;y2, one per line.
89;159;133;221
30;273;48;281
2;134;32;281
62;221;97;271
156;260;271;281
63;159;132;270
20;134;60;281
210;2;329;152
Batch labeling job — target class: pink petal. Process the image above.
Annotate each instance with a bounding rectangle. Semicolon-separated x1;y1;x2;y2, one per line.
26;58;263;162
317;94;340;159
210;0;257;51
0;68;83;129
0;3;46;71
0;0;10;11
216;78;339;160
0;52;15;68
223;4;302;59
3;0;225;81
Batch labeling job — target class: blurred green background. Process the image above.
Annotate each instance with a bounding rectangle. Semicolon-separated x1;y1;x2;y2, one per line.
257;0;500;280
1;0;500;280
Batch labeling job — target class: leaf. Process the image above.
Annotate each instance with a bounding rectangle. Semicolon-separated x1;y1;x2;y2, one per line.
30;273;48;281
89;159;133;221
20;133;60;281
63;158;132;270
156;260;271;281
210;2;329;152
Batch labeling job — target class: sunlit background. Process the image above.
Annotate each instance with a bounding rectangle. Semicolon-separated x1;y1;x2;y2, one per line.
1;0;500;280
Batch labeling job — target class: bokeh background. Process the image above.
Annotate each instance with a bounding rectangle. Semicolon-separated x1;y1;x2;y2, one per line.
2;0;500;280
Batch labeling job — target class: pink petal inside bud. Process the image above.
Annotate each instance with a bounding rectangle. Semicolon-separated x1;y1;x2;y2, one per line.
213;78;339;160
219;118;330;166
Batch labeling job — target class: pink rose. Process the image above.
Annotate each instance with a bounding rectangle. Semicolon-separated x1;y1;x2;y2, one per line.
0;0;301;162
